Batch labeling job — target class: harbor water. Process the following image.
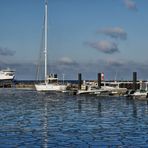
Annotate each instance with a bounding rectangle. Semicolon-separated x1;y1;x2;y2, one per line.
0;89;148;147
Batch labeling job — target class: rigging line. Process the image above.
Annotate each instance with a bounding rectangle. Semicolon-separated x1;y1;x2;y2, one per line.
36;15;45;81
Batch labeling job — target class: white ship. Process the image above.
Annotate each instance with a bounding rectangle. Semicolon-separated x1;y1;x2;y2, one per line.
35;0;67;92
35;73;67;92
0;68;15;80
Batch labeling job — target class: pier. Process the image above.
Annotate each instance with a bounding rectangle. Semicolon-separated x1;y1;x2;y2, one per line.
0;79;142;90
0;72;148;100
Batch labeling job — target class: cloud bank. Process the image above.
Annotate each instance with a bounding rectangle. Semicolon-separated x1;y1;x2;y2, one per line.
1;58;148;80
86;40;119;54
0;47;15;56
58;57;78;66
98;27;127;40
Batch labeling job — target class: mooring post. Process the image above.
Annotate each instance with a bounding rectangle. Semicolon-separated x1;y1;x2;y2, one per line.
98;73;101;88
78;73;82;90
133;72;137;91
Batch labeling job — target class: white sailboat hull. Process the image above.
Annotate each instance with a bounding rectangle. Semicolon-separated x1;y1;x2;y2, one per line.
35;83;67;92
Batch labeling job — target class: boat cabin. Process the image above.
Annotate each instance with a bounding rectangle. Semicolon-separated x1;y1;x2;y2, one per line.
47;73;58;83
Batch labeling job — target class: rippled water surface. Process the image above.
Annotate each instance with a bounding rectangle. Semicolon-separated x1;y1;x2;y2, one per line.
1;88;148;147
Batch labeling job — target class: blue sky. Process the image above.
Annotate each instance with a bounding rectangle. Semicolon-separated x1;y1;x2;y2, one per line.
0;0;148;80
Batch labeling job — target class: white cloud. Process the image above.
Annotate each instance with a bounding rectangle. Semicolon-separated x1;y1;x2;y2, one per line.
86;40;119;54
123;0;137;11
98;27;127;40
58;57;76;65
58;57;78;66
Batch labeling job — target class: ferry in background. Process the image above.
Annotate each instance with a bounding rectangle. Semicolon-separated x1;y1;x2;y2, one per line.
0;68;15;80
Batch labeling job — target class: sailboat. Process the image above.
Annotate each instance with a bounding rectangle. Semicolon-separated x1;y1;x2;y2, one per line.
35;0;67;92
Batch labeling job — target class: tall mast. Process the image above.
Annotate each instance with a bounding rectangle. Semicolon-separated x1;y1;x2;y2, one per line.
45;0;48;83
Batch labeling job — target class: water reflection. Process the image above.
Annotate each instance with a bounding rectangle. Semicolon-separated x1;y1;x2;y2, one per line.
1;90;148;147
97;101;102;117
132;100;137;118
125;98;148;119
43;101;48;148
77;99;82;112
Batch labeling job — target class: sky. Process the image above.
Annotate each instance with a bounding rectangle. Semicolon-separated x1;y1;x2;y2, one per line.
0;0;148;80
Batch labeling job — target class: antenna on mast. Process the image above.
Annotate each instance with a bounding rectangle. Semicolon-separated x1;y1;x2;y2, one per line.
45;0;48;5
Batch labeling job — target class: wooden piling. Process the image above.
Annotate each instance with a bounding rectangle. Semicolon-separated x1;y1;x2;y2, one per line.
78;73;82;90
98;73;101;88
133;72;137;91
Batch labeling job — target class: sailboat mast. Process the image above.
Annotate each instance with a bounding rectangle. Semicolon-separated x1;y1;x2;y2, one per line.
44;0;48;83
